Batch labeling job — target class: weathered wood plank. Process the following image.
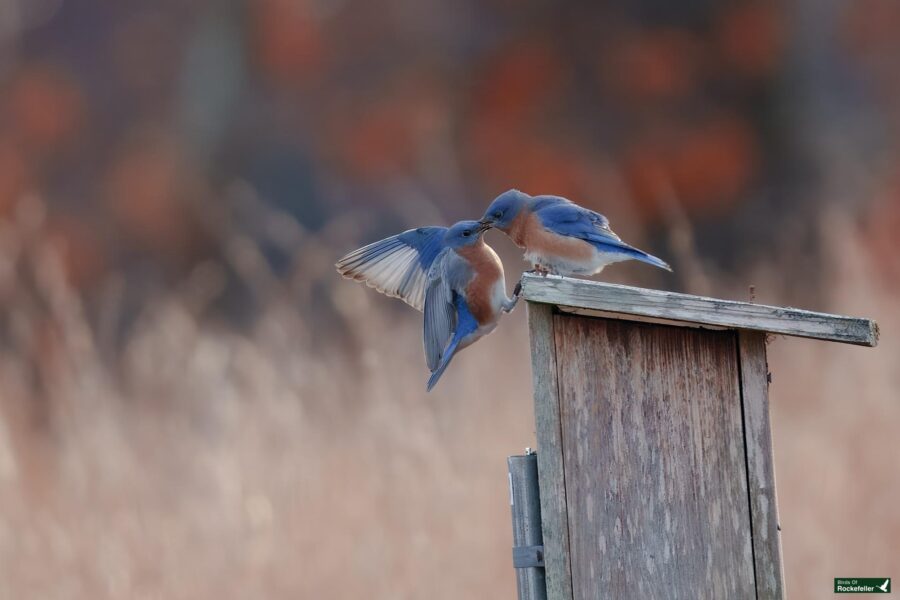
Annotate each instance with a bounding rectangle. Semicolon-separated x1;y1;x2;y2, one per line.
520;274;879;347
526;302;574;600
738;331;786;599
554;315;756;599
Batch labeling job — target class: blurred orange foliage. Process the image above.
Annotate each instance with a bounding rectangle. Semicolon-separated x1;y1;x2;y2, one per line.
252;0;324;85
103;130;200;264
5;66;84;156
625;114;758;217
603;29;699;104
717;3;784;79
0;137;29;219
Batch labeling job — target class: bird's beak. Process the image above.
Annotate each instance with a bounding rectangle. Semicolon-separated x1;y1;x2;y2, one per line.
476;220;492;233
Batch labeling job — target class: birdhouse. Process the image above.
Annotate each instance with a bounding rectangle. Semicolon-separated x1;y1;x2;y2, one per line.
519;274;878;600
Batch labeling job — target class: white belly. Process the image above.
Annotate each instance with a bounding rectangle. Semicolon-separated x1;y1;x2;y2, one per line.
525;246;630;276
488;276;507;316
457;316;500;354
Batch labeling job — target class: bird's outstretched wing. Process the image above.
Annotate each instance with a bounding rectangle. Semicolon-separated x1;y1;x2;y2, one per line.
336;226;447;311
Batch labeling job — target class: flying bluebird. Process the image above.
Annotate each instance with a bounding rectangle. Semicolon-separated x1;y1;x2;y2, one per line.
336;220;519;391
479;189;671;276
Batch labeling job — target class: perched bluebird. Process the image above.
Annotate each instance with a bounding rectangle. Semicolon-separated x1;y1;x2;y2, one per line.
336;220;519;391
479;189;672;276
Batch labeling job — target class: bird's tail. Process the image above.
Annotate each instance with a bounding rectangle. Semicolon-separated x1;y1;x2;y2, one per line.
590;235;672;272
427;336;463;392
597;241;671;272
627;247;672;272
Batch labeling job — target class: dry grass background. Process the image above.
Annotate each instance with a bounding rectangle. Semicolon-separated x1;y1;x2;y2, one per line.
0;200;897;599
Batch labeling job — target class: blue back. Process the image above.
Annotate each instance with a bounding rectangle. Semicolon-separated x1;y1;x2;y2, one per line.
532;195;671;271
533;199;617;245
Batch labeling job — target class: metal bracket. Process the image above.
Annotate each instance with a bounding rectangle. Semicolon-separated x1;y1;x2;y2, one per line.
512;545;545;569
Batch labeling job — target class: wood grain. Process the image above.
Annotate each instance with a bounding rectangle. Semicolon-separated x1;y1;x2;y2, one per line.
526;302;574;600
553;315;756;599
738;331;786;599
521;274;879;347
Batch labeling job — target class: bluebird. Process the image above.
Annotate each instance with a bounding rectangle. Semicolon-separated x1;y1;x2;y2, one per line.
479;189;671;276
336;220;519;391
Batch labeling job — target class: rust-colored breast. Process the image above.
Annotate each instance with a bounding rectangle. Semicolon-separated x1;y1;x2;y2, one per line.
520;212;594;261
504;211;530;248
456;240;503;326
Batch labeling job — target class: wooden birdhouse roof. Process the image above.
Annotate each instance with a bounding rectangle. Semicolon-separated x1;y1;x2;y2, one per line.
520;274;879;347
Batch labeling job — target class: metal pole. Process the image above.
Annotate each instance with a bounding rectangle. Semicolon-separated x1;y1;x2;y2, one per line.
508;449;547;600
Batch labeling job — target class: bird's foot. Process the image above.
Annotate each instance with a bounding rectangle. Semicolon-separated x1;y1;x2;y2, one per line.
527;265;551;277
503;283;522;313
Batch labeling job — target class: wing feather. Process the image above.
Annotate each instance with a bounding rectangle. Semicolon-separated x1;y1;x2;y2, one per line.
336;226;447;311
533;200;621;245
423;256;456;371
533;198;671;271
422;249;474;371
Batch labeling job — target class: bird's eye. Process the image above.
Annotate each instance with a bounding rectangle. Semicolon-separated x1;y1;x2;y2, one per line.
493;210;502;218
462;230;471;237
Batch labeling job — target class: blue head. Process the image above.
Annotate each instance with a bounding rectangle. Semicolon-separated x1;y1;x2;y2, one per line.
479;189;531;232
443;220;489;250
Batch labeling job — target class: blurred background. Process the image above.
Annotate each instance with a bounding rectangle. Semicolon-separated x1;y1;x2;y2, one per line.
0;0;898;598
